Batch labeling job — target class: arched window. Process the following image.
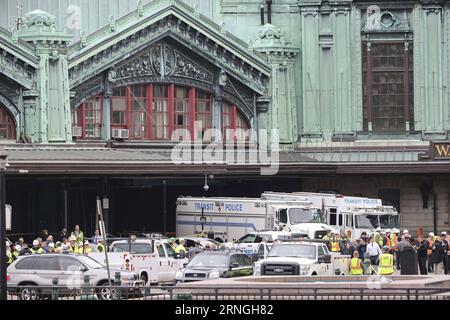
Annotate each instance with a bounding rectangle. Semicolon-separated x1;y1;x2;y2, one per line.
221;101;250;142
0;105;16;140
72;85;249;142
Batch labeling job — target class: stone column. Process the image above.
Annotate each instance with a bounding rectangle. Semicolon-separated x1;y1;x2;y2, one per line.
19;10;73;143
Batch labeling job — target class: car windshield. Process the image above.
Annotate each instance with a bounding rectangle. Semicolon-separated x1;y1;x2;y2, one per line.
188;254;229;268
111;243;152;254
268;244;316;259
355;214;379;229
289;208;323;224
379;214;399;229
76;256;105;269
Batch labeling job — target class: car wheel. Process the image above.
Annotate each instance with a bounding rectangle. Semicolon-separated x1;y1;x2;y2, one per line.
97;284;119;301
20;286;39;301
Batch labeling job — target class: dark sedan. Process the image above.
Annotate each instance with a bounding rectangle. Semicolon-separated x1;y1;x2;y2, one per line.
175;250;253;283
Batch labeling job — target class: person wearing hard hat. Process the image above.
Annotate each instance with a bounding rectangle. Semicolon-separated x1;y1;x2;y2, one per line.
329;230;341;253
378;246;394;276
426;232;435;273
31;240;44;254
373;227;382;247
54;242;63;254
82;241;92;254
47;242;55;253
68;236;78;253
349;251;364;275
96;237;106;253
13;245;21;261
382;229;393;253
76;242;84;254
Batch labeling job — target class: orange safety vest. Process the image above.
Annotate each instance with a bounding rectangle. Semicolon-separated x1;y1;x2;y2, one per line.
385;237;392;251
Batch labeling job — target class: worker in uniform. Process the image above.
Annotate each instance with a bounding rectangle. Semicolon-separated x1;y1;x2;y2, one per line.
441;232;449;275
68;236;78;253
175;238;187;255
47;242;55;253
426;232;435;273
13;245;21;261
417;236;429;275
378;246;395;276
96;237;106;253
82;241;92;254
373;227;382;247
6;242;13;266
71;224;84;245
54;242;63;254
76;243;84;254
391;229;400;269
382;229;392;253
31;240;44;254
329;230;341;253
349;251;364;275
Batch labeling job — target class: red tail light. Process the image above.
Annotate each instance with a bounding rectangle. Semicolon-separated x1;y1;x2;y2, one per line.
6;274;10;282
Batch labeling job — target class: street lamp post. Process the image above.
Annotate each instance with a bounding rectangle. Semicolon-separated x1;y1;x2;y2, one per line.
0;153;7;300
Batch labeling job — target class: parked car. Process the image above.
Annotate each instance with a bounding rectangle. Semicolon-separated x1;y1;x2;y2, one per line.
182;236;222;249
7;254;143;300
175;250;253;283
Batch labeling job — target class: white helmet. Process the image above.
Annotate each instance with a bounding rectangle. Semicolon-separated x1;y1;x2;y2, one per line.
5;241;10;247
15;245;21;251
84;240;90;245
32;240;39;246
403;229;409;234
385;229;391;234
429;232;435;237
376;227;381;232
49;242;55;248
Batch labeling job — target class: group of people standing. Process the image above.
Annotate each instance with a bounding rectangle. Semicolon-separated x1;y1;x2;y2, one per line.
347;228;449;276
6;225;107;266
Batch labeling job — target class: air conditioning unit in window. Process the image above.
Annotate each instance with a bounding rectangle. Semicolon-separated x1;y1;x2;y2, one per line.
112;129;129;140
72;126;82;138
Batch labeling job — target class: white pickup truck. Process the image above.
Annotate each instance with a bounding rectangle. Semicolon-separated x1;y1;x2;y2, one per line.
88;239;188;285
254;241;350;276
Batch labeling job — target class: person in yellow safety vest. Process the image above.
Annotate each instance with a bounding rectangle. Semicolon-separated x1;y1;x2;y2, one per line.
330;230;341;253
71;224;84;245
76;243;84;254
82;241;92;254
6;242;13;265
68;237;78;253
349;251;364;275
175;238;187;255
13;245;21;260
96;237;106;253
30;240;44;254
378;246;395;275
373;227;383;247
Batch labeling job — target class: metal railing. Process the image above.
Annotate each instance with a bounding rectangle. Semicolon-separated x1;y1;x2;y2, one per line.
6;284;450;301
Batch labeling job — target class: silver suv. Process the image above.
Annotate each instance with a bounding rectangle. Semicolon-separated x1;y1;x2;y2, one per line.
7;254;142;300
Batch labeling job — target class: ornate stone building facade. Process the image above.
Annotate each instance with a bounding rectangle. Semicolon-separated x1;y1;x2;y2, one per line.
0;0;450;237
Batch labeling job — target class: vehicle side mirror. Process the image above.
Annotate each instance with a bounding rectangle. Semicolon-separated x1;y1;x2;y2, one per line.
318;254;332;264
183;263;188;268
79;265;88;272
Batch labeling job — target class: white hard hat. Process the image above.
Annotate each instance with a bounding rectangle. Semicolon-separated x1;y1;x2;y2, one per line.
441;231;447;236
376;227;381;231
6;241;10;247
179;238;185;242
49;242;55;248
403;229;409;234
429;232;435;237
98;236;103;241
385;229;391;233
15;245;21;251
33;240;39;246
333;229;339;234
84;240;89;245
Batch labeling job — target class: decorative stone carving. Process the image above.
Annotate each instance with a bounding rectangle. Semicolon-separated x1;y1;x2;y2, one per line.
362;9;411;32
219;70;227;86
255;24;286;46
137;0;144;17
23;10;56;30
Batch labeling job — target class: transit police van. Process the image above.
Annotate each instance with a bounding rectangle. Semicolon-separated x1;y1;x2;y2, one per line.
175;196;333;243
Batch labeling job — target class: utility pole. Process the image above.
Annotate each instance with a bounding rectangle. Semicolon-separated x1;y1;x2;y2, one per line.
0;153;7;300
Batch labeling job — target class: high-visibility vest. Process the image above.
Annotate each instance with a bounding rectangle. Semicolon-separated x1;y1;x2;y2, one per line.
96;243;106;252
71;231;84;244
330;237;340;252
427;239;433;255
378;253;394;275
350;258;363;275
6;251;13;264
391;234;399;252
175;244;186;254
68;245;78;253
384;237;392;251
13;251;19;259
31;247;44;254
